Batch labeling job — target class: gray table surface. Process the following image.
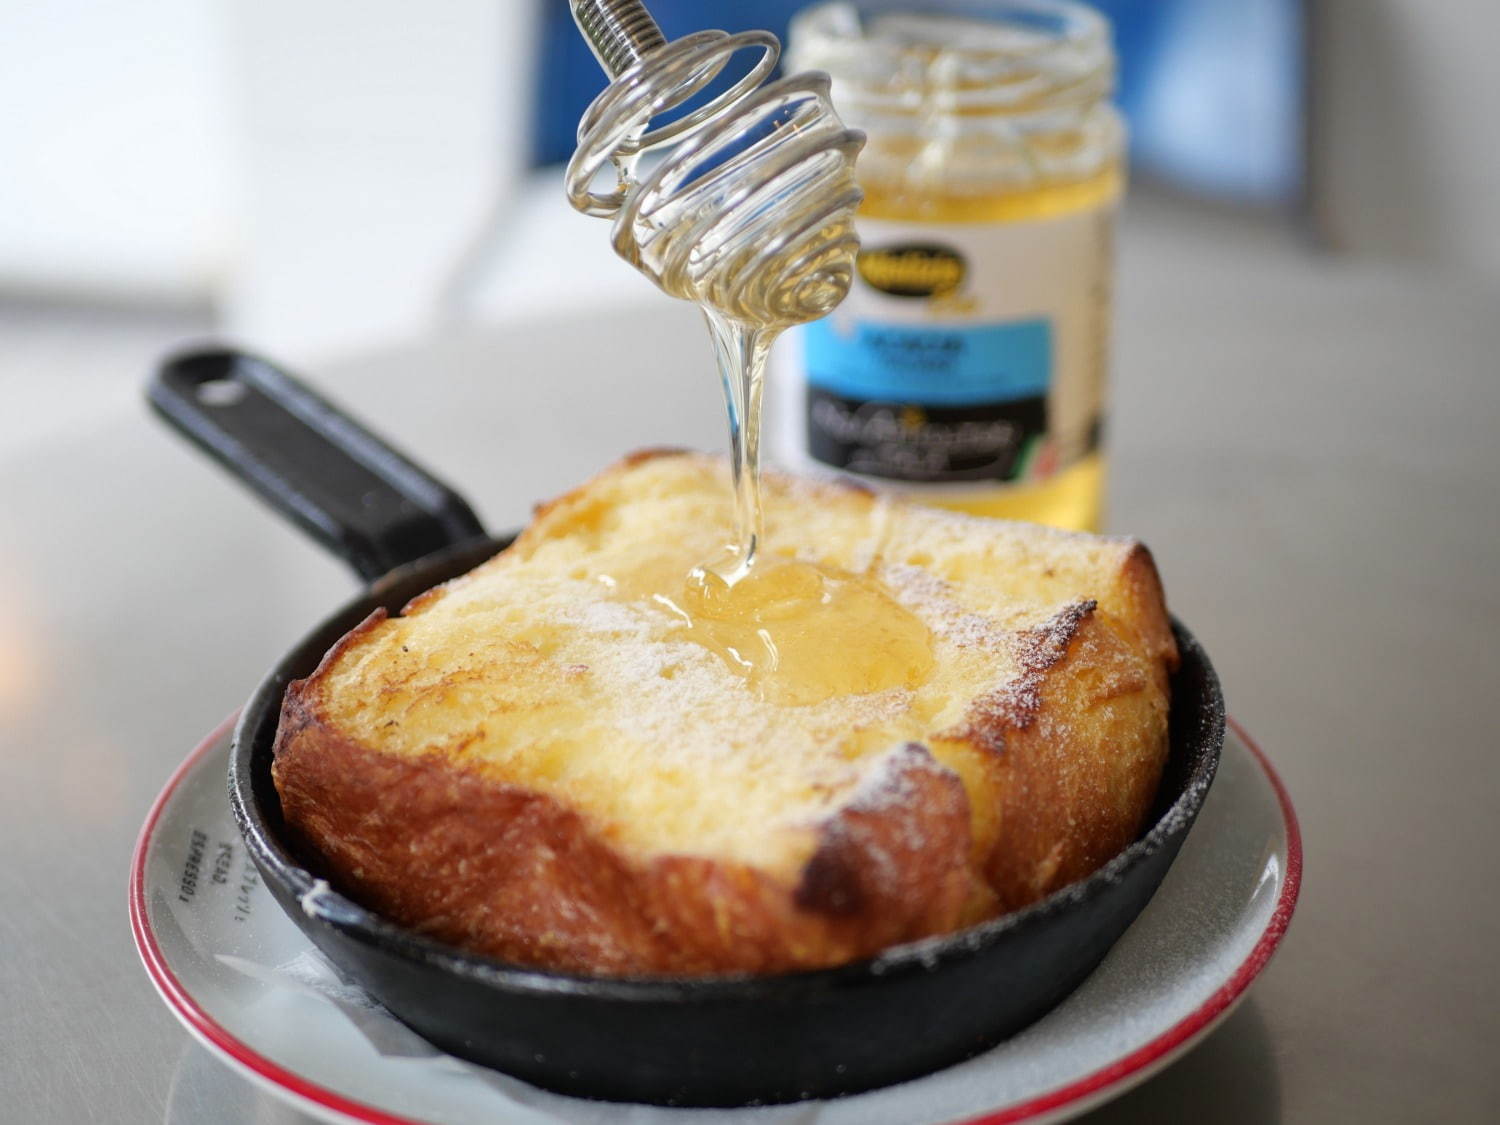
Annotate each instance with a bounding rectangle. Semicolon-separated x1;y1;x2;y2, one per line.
2;202;1497;1123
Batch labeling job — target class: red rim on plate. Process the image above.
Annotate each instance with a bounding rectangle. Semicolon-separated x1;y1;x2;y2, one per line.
129;716;1301;1125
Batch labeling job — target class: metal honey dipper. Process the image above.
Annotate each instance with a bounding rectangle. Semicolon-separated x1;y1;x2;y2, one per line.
565;0;866;577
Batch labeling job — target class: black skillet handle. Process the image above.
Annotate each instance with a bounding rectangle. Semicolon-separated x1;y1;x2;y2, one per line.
149;347;488;584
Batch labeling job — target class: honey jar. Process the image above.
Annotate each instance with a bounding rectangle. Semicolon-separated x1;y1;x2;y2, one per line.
772;0;1125;531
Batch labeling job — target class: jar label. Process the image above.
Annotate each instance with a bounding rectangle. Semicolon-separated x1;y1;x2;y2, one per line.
796;206;1111;487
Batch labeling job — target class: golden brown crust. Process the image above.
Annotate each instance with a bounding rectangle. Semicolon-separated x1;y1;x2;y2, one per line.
274;694;975;974
271;450;1176;975
939;601;1168;910
791;743;972;944
275;687;669;972
1115;543;1179;681
308;607;391;678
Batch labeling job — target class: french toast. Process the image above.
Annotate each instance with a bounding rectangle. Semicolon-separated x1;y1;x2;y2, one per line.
272;451;1177;976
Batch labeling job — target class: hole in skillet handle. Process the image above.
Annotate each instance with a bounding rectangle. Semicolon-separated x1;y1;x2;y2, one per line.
195;376;247;407
228;549;1224;1111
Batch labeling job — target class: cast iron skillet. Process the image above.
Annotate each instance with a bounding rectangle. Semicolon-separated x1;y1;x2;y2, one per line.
150;346;1224;1108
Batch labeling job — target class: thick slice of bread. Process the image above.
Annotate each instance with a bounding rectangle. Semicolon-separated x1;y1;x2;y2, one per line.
273;451;1177;975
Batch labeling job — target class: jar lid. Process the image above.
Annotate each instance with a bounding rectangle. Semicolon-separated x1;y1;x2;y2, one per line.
788;1;1114;117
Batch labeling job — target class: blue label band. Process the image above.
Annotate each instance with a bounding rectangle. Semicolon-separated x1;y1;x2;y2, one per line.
804;317;1052;406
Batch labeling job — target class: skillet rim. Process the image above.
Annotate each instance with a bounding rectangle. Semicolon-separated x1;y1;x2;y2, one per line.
228;534;1224;1003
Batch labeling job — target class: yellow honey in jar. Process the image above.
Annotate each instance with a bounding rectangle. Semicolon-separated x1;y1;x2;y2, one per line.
773;1;1126;532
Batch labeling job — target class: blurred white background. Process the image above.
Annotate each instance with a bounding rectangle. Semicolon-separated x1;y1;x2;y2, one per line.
2;11;1498;1121
2;0;1498;437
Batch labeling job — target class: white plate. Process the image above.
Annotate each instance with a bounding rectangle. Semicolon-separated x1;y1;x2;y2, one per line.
130;717;1299;1125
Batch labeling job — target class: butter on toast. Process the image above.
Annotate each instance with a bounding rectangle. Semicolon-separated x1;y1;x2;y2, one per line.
272;451;1177;975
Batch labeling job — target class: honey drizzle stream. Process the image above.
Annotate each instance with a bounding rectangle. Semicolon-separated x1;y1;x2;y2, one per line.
702;309;774;583
655;308;935;707
565;29;935;702
588;303;936;707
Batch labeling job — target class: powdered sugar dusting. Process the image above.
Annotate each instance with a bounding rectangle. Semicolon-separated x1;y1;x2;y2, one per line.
845;742;951;814
881;564;1011;650
940;600;1098;756
341;453;1164;870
